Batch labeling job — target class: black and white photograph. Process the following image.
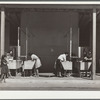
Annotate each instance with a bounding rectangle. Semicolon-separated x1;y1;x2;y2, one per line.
0;0;100;98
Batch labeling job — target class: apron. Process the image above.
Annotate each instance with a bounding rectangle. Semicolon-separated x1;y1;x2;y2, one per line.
35;58;42;68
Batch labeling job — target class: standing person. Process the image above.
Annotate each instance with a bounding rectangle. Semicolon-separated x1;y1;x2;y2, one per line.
87;50;92;77
0;55;8;83
9;48;16;60
29;53;42;77
6;52;13;78
83;50;92;77
55;52;68;77
9;50;14;60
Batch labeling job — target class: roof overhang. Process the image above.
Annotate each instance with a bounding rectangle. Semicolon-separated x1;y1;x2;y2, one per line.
0;1;100;9
0;1;100;5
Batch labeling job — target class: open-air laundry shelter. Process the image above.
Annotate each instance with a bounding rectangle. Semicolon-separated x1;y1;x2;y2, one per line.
0;0;100;79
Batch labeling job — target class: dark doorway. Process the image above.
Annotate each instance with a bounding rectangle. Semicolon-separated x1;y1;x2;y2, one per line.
79;12;92;47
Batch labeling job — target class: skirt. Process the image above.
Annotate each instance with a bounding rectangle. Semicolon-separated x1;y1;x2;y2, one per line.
1;65;8;75
56;59;63;72
35;58;42;68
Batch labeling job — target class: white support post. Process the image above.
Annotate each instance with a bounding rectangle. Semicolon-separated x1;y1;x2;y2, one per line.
92;8;96;80
0;7;5;57
78;28;81;58
18;27;20;58
26;27;28;59
70;27;72;59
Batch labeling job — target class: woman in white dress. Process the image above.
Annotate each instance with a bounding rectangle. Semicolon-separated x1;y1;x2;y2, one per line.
30;53;42;77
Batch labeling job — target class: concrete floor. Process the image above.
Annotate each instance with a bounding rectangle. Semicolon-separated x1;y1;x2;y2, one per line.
0;73;100;90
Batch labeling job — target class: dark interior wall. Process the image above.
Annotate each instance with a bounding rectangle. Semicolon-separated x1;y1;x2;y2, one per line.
21;11;78;72
71;12;79;56
5;22;10;53
0;18;1;58
9;23;18;46
93;14;100;73
79;14;92;47
96;22;100;72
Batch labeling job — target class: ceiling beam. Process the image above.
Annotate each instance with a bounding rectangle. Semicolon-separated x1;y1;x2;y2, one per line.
0;4;99;9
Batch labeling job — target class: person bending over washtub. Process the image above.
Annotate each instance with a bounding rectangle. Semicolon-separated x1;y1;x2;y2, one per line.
29;53;42;77
55;52;68;77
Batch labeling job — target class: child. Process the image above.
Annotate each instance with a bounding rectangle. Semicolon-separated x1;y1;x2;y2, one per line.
0;55;8;83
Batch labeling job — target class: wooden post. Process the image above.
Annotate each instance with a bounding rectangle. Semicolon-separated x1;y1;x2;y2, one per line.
70;27;72;59
78;28;81;58
0;7;5;57
26;28;28;59
91;8;96;80
18;27;20;58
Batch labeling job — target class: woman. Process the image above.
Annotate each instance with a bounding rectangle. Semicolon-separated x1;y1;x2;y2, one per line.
55;52;68;77
0;55;8;83
29;53;42;77
6;52;13;78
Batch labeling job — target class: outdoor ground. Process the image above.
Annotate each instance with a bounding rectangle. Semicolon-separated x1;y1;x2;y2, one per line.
1;73;100;90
